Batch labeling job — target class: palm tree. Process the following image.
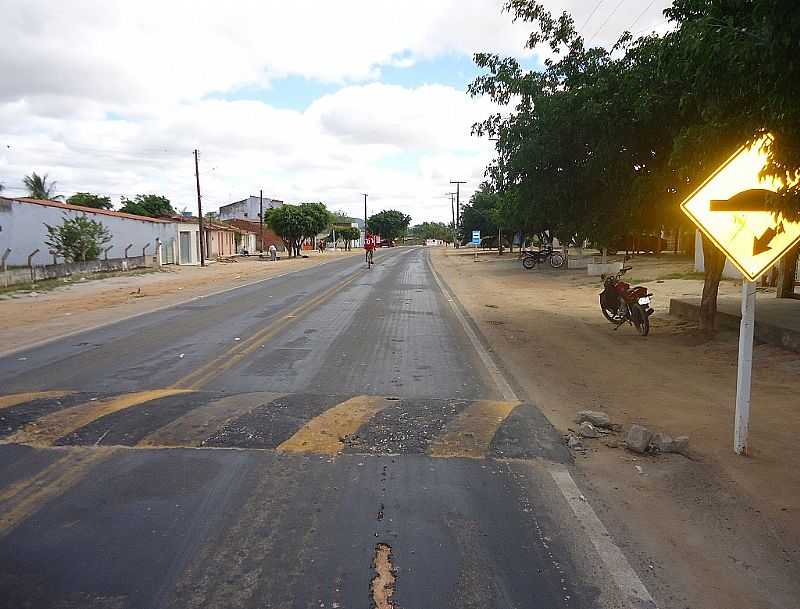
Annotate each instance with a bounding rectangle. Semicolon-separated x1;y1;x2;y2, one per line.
23;172;62;200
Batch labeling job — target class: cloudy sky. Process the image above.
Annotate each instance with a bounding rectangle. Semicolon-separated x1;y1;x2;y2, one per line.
0;0;670;223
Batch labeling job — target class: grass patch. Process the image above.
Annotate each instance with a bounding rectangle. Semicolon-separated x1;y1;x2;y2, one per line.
0;267;161;297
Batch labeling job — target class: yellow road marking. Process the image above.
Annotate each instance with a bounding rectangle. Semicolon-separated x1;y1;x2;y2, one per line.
277;395;391;455
137;392;284;448
5;389;194;447
428;400;521;458
0;391;76;411
0;447;114;537
171;269;365;390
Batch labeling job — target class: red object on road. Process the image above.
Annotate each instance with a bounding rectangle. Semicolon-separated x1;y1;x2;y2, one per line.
364;234;376;250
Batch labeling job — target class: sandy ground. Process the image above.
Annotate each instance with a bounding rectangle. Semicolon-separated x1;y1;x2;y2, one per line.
432;247;800;609
0;250;360;356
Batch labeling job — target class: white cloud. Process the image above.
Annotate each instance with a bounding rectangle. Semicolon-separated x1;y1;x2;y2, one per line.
0;0;671;223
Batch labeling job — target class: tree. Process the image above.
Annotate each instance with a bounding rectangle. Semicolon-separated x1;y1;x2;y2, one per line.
410;222;452;242
67;192;113;210
367;210;411;241
119;194;175;217
265;202;332;257
44;216;112;263
24;172;61;200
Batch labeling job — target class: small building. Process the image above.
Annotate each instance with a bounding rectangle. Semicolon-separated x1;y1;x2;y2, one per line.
218;195;283;221
223;219;285;252
0;197;178;267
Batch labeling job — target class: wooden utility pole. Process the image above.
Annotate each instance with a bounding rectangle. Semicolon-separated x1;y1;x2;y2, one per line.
449;192;457;247
259;189;264;252
363;193;368;245
450;180;466;248
194;149;205;267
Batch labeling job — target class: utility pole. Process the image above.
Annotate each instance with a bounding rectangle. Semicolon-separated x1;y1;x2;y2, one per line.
259;189;264;252
448;192;457;247
194;149;205;267
363;193;368;246
450;180;466;248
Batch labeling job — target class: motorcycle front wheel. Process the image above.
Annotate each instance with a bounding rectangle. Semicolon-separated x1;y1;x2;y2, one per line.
522;256;537;270
599;295;619;323
631;304;650;336
549;252;565;268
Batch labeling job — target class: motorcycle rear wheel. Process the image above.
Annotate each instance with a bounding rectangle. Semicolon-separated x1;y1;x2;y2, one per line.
632;304;650;336
522;256;537;270
549;252;565;268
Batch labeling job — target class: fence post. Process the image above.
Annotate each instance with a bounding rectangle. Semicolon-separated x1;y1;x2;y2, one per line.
124;244;133;258
28;249;40;283
104;246;113;261
142;243;150;267
154;239;162;268
50;250;58;265
1;248;10;273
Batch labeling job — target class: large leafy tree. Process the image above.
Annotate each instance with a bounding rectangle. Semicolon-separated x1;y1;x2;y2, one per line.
44;216;112;262
367;210;411;241
265;202;332;257
119;194;175;217
24;172;62;200
67;192;113;210
410;222;452;242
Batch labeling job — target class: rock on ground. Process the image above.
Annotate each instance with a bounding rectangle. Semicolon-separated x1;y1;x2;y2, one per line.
576;410;611;428
579;421;601;438
625;424;653;454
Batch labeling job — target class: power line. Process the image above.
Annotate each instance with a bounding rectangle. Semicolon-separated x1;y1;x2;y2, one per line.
580;0;607;33
628;0;658;33
588;0;629;45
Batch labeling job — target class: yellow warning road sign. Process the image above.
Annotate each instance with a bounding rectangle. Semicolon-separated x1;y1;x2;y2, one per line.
680;134;800;281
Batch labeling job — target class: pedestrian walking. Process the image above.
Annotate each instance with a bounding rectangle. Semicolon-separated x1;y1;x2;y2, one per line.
269;243;277;261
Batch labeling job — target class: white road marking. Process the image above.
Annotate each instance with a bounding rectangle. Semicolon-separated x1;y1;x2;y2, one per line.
427;250;657;608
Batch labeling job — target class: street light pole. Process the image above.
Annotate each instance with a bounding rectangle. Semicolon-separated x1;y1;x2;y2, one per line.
450;180;466;248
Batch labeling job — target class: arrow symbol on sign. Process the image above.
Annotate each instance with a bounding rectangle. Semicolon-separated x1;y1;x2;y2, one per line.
753;222;784;255
709;188;772;212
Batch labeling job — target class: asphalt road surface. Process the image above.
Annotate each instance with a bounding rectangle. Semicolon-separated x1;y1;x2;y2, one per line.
0;247;640;609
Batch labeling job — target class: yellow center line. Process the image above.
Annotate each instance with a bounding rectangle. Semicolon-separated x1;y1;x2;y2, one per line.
5;389;194;447
0;447;115;537
171;267;366;390
277;395;392;455
0;391;76;411
428;400;521;458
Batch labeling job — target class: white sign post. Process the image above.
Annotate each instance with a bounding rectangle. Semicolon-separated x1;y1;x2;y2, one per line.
680;135;800;455
734;280;756;455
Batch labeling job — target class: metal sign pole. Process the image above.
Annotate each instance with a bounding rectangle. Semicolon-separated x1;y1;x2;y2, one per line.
734;279;756;455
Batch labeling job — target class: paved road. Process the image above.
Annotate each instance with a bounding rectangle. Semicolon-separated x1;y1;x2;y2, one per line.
0;247;622;609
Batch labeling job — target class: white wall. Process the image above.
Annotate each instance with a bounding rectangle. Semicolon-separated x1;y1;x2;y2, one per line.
218;196;282;221
0;198;176;267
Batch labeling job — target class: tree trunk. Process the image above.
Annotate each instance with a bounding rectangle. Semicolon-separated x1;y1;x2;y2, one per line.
776;244;799;298
699;234;726;334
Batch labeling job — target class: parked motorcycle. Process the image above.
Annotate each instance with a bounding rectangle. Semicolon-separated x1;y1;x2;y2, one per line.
521;245;565;270
599;266;654;336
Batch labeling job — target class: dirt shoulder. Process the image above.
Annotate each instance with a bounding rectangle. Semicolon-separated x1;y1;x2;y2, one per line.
0;251;360;357
432;247;799;609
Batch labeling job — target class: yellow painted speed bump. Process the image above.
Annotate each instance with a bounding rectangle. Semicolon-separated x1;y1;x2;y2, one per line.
277;395;391;455
5;389;194;447
0;391;76;411
428;400;520;458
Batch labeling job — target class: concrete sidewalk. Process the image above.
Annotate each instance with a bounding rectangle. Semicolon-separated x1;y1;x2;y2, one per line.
670;294;800;353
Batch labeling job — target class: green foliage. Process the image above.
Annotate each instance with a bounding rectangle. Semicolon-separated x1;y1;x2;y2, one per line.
119;194;175;217
44;216;112;263
409;221;452;242
67;192;113;210
24;172;61;200
367;210;412;241
265;202;332;257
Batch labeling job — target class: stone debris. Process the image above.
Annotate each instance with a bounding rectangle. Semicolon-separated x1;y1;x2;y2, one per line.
650;432;690;456
624;424;653;454
567;434;582;449
576;410;611;428
578;422;601;438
